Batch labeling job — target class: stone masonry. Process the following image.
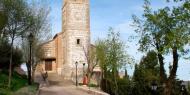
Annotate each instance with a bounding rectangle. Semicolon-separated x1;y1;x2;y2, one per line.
62;0;90;79
38;0;90;81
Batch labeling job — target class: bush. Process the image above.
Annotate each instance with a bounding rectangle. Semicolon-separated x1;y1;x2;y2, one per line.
88;83;98;87
101;78;134;95
117;78;132;95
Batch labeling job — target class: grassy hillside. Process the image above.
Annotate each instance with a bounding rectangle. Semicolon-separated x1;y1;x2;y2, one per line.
0;70;38;95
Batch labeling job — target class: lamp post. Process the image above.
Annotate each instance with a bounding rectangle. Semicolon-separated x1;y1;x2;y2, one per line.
83;63;86;85
83;63;85;77
181;81;186;95
75;61;78;86
151;81;157;95
28;33;33;85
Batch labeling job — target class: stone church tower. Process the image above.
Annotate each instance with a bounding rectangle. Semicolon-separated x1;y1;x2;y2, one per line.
38;0;91;81
61;0;90;79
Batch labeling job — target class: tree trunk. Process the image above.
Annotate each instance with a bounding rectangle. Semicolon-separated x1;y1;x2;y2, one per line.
31;55;35;83
164;47;178;95
32;67;35;83
157;53;166;83
8;38;14;88
28;41;32;85
114;70;118;95
87;72;91;87
164;80;172;95
156;43;166;84
26;61;32;85
169;47;178;82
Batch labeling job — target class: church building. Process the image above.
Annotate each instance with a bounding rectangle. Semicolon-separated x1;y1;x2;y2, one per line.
39;0;100;82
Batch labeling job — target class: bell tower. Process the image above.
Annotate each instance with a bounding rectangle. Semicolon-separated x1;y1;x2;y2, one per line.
62;0;90;80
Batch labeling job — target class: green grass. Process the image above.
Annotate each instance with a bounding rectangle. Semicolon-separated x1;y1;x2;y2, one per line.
0;70;38;95
0;70;27;91
0;88;11;95
88;83;99;87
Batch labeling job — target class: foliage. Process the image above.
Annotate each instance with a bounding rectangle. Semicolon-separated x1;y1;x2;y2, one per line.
96;28;133;95
138;50;159;81
88;83;99;87
1;0;50;87
1;0;34;87
0;70;38;95
117;78;132;95
20;0;51;85
83;43;99;87
0;10;7;35
131;43;185;95
132;64;151;95
1;0;32;38
0;70;27;93
132;0;190;94
187;82;190;94
132;50;159;95
0;39;23;69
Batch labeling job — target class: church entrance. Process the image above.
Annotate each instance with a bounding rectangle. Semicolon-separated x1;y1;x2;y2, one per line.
45;60;52;71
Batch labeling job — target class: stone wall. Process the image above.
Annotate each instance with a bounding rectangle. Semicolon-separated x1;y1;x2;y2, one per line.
62;0;90;79
38;0;91;81
42;40;56;59
54;33;64;75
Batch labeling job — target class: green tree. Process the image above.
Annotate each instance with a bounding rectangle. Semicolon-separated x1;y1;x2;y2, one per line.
132;0;190;94
117;78;132;95
1;0;33;87
0;38;23;69
132;50;159;95
95;39;107;90
21;0;51;84
29;0;51;84
1;0;50;87
96;28;133;95
139;50;159;81
133;64;148;95
83;44;99;87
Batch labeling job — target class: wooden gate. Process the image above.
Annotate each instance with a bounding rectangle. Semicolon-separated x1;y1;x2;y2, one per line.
45;60;52;71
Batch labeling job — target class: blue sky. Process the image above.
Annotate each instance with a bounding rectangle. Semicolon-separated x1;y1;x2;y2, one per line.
49;0;190;80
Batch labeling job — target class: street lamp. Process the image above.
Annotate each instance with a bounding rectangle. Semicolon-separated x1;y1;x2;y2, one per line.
181;81;186;95
28;33;33;85
75;61;78;86
83;63;85;77
151;81;157;95
28;33;34;49
28;33;34;66
83;63;86;85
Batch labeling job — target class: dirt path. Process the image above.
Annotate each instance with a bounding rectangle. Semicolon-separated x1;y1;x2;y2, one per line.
37;73;91;95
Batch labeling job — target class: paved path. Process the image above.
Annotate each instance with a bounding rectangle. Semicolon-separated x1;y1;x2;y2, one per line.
36;72;91;95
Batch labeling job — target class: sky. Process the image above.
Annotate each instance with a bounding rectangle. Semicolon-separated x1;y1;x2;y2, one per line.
48;0;190;81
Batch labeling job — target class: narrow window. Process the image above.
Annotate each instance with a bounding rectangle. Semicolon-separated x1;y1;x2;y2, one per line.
77;39;80;45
